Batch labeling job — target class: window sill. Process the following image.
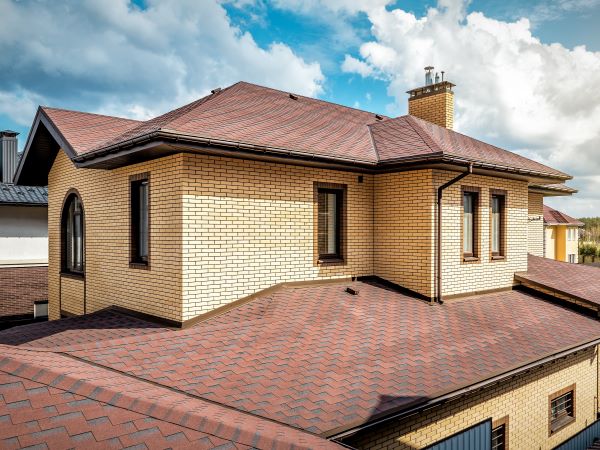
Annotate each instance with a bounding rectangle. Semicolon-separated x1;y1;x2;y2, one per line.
550;416;575;435
462;256;480;263
60;271;85;280
491;255;506;261
130;262;150;270
318;258;345;266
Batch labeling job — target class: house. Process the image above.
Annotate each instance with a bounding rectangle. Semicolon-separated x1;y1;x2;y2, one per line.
0;130;48;327
2;73;600;449
543;204;583;262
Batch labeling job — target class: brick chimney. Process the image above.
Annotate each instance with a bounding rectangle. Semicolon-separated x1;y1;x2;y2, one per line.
407;67;455;129
0;130;19;183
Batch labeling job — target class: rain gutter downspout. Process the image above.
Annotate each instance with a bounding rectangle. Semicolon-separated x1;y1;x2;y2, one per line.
435;163;473;303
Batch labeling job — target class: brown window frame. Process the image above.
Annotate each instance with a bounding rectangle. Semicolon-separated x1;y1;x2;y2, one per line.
492;416;509;450
130;173;151;269
461;186;480;262
314;182;346;265
490;189;507;260
61;189;85;277
548;384;576;436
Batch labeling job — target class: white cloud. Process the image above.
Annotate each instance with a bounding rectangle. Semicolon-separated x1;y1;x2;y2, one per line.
271;0;392;14
0;0;323;125
341;55;375;77
339;0;600;217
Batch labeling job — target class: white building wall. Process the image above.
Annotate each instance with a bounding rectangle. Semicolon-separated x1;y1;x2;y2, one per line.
0;206;48;266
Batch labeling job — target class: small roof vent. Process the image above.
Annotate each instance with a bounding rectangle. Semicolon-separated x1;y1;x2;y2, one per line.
289;93;299;100
211;88;222;94
375;114;383;120
345;287;359;296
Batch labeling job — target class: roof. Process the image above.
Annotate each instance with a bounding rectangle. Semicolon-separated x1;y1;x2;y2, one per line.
529;183;578;196
543;205;584;226
2;282;600;444
0;183;47;206
516;254;600;309
16;81;570;185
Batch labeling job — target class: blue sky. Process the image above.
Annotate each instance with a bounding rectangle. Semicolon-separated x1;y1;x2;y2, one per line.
1;0;599;216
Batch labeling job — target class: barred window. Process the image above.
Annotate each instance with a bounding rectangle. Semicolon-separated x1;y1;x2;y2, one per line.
550;388;575;434
491;424;506;450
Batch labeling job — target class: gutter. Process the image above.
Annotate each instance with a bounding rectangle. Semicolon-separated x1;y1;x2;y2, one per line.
435;164;472;303
329;336;600;441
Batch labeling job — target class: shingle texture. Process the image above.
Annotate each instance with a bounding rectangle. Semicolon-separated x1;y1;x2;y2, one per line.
516;254;600;306
40;81;568;177
3;282;600;443
543;204;584;226
0;183;47;205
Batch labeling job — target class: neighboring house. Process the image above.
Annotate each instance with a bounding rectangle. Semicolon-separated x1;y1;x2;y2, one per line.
0;130;48;326
543;204;584;263
2;74;600;449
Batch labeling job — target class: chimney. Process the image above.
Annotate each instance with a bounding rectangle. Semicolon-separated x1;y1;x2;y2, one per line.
407;67;455;129
0;130;19;183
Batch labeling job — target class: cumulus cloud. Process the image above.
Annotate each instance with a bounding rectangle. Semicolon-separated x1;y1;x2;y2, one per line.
340;0;600;217
341;55;375;77
0;0;323;125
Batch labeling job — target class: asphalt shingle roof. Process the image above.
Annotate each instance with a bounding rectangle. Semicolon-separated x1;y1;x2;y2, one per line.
38;81;569;178
516;254;600;307
0;183;47;205
543;205;584;226
3;281;600;444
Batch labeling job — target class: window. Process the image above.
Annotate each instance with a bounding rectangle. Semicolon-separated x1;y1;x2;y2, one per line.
131;174;150;265
568;228;578;242
463;188;479;259
568;254;576;263
61;193;85;274
491;423;506;450
491;192;506;258
317;187;343;261
549;386;575;435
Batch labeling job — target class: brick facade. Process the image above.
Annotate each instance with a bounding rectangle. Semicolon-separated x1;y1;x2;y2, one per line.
528;192;545;257
0;266;47;318
408;91;454;129
345;347;598;450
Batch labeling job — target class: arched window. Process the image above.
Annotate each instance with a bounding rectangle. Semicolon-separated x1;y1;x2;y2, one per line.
62;193;85;274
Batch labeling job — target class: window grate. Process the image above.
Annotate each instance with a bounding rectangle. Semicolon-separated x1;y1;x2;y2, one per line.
491;424;505;450
551;390;574;433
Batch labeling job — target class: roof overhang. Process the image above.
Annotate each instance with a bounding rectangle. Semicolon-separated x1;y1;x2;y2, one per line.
529;183;577;197
14;108;78;186
17;125;570;186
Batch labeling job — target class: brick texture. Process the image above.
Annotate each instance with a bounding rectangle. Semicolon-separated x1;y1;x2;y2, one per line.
528;192;544;257
408;91;454;129
346;347;598;450
0;266;47;318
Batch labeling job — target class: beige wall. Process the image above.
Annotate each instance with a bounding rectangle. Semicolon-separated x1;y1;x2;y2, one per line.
545;226;556;259
374;170;435;298
48;150;184;321
435;170;529;296
181;154;374;319
346;347;598;450
528;192;544;257
566;226;579;263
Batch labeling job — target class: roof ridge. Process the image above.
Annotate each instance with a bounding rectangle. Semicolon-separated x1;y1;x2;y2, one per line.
41;106;141;123
403;115;440;154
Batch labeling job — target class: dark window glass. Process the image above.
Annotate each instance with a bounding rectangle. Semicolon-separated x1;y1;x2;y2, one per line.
491;424;506;450
62;194;85;273
131;179;149;264
317;189;341;259
463;191;478;257
491;194;505;256
550;390;574;433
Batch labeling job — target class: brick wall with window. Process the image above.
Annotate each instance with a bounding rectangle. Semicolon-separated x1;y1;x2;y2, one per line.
0;266;47;318
345;347;597;450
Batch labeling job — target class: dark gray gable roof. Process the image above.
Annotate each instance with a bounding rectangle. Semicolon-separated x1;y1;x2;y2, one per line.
0;183;48;205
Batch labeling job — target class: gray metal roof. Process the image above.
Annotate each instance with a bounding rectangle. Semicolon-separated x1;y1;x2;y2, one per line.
0;183;47;205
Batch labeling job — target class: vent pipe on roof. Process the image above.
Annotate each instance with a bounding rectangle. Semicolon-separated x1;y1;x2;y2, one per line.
0;130;19;183
425;66;434;85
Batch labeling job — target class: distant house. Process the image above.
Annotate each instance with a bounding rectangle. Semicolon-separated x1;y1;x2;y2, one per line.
543;204;583;263
0;130;48;326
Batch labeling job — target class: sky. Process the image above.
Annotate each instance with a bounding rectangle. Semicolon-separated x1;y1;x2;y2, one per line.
0;0;599;217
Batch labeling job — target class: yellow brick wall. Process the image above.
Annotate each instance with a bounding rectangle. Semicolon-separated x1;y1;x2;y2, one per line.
408;92;454;129
180;154;374;319
528;192;544;257
435;170;529;296
345;347;598;450
47;150;184;321
60;277;85;316
373;170;435;298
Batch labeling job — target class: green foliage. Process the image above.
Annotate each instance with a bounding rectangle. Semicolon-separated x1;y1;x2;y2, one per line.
579;242;598;257
580;217;600;243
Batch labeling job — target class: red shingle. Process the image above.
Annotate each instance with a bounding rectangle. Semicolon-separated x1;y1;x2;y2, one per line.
543;205;584;226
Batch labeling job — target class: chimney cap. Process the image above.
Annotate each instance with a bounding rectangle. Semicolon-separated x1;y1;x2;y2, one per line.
0;130;19;138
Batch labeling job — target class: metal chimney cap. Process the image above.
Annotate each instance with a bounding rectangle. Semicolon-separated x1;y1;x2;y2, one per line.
424;66;434;71
0;130;19;137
